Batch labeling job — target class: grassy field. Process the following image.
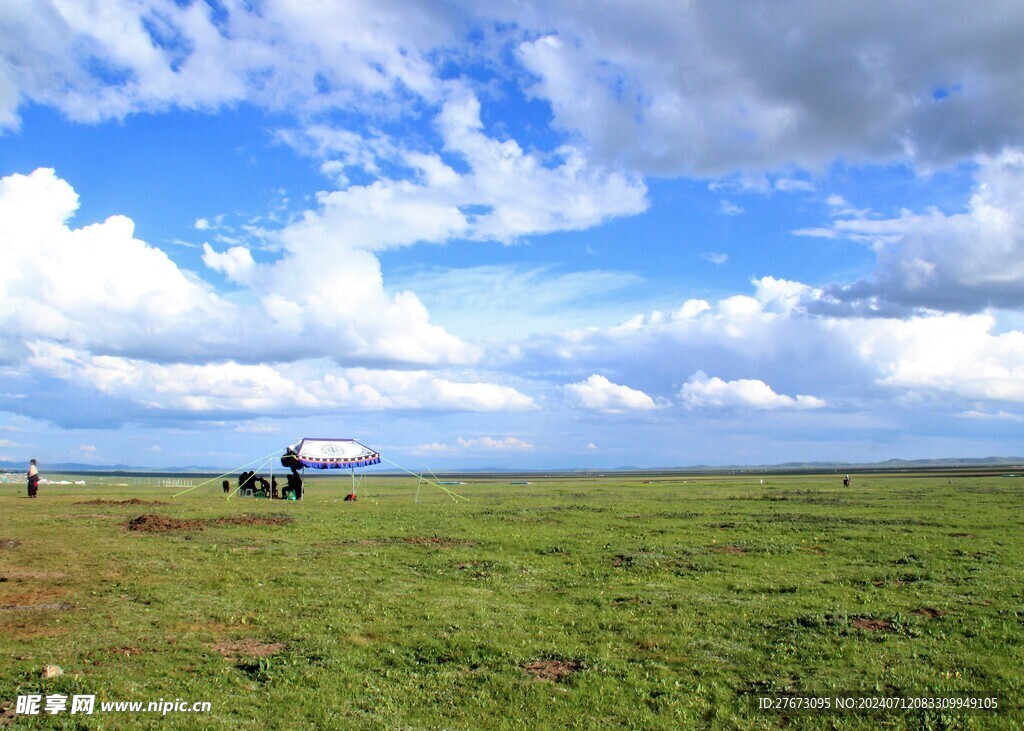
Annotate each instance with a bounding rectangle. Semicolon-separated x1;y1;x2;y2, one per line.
1;470;1023;729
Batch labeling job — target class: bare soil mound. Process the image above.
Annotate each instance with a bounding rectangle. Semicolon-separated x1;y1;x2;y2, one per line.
127;514;202;532
79;499;168;506
523;659;582;681
127;514;293;532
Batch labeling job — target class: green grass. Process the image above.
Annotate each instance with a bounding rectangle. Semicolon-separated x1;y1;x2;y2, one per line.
2;472;1023;729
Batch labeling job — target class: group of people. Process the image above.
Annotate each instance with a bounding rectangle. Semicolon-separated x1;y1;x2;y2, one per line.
230;468;303;500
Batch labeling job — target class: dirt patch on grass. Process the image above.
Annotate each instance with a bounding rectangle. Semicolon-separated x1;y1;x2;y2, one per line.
0;588;73;612
127;514;294;532
78;499;168;506
108;646;144;657
1;570;69;581
128;514;202;532
213;638;285;658
523;659;582;682
0;616;69;639
0;539;20;550
0;602;73;611
851;617;893;632
912;607;948;619
401;536;476;546
1;700;16;727
215;516;293;528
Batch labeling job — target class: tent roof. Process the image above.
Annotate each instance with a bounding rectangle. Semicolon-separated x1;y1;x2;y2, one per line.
291;438;381;470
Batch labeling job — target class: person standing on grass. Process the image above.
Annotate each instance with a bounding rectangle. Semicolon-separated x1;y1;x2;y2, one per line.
27;459;39;498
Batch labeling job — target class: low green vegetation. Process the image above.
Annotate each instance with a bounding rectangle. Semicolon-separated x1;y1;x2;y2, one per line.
2;471;1022;729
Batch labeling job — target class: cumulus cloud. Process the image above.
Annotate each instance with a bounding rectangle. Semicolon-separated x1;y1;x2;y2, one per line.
6;1;1022;177
24;343;535;419
563;374;657;413
522;277;1024;414
201;243;256;285
814;150;1024;314
456;436;533;450
0;168;231;363
275;92;647;253
514;2;1024;173
0;168;476;369
0;0;458;127
413;435;534;454
680;371;826;410
868;314;1024;402
0;168;552;424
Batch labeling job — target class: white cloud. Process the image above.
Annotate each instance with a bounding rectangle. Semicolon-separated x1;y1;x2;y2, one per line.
813;151;1024;314
868;314;1024;402
0;168;231;361
24;343;535;417
522;277;1024;417
774;178;816;193
0;167;562;423
201;243;256;285
680;371;826;411
959;410;1024;422
719;200;744;216
702;252;728;265
753;276;821;314
456;436;533;450
414;435;534;454
563;374;657;413
0;0;456;127
0;168;479;370
514;4;1024;173
4;2;1024;177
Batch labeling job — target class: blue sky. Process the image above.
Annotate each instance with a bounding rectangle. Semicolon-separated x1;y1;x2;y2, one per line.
3;1;1024;470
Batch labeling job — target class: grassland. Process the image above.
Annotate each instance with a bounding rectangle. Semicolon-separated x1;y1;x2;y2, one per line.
1;471;1023;729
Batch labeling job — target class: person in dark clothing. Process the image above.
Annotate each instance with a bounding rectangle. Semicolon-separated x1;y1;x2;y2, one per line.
286;472;303;500
281;447;303;500
27;459;39;498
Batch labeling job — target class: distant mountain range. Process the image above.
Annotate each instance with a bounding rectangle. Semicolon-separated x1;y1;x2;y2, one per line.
2;456;1023;476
